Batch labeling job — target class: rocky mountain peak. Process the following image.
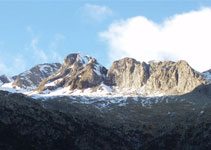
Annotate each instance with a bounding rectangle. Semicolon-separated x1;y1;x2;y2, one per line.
116;57;140;65
12;63;61;90
106;57;149;88
58;53;92;76
63;53;90;67
37;53;108;94
2;53;209;97
145;60;204;94
106;58;205;95
0;75;11;85
176;60;189;65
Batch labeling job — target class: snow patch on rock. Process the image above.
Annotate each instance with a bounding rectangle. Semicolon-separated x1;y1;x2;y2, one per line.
77;53;89;66
0;82;27;93
45;79;63;87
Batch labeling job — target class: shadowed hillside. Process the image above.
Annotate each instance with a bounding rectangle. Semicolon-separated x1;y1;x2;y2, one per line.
0;84;210;150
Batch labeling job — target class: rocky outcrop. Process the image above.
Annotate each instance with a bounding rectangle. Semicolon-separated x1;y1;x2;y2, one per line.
145;60;205;94
37;53;107;93
12;63;61;90
106;58;205;95
106;58;150;88
203;69;211;74
1;53;208;96
34;54;208;96
0;75;11;85
202;69;211;82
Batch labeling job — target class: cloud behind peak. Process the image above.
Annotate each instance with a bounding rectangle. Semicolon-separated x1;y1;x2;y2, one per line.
100;7;211;72
82;4;113;23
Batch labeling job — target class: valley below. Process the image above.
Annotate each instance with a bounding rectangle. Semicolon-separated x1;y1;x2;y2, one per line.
0;87;211;150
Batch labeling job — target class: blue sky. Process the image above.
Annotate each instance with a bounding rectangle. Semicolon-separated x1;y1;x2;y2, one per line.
0;0;211;76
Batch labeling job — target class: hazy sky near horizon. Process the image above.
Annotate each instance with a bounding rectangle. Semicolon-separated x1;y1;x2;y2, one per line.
0;0;211;75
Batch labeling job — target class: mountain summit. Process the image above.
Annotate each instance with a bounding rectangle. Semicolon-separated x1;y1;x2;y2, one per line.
12;63;61;90
1;53;210;97
37;53;107;94
28;53;209;97
105;58;206;96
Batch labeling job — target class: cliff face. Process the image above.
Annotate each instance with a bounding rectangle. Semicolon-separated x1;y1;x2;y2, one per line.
145;60;204;94
3;53;206;96
12;63;61;90
106;58;150;89
37;53;107;93
106;58;205;95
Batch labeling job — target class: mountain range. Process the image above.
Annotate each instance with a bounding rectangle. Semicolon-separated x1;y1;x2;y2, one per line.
0;53;211;150
1;53;210;98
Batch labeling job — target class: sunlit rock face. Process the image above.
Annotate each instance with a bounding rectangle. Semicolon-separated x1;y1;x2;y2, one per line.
37;53;107;93
12;63;61;90
6;53;208;97
106;57;150;88
106;58;205;95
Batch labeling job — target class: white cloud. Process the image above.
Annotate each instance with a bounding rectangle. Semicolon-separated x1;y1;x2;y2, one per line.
26;26;32;33
48;34;66;63
48;34;66;51
26;27;64;64
30;38;48;63
25;26;48;63
0;62;10;75
52;51;63;63
0;54;27;76
0;27;65;76
83;4;113;22
13;55;27;74
100;7;211;72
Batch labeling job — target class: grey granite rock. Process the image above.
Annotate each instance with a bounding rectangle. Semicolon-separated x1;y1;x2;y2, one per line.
12;63;61;90
37;53;107;93
106;57;150;88
0;75;11;85
106;58;205;95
